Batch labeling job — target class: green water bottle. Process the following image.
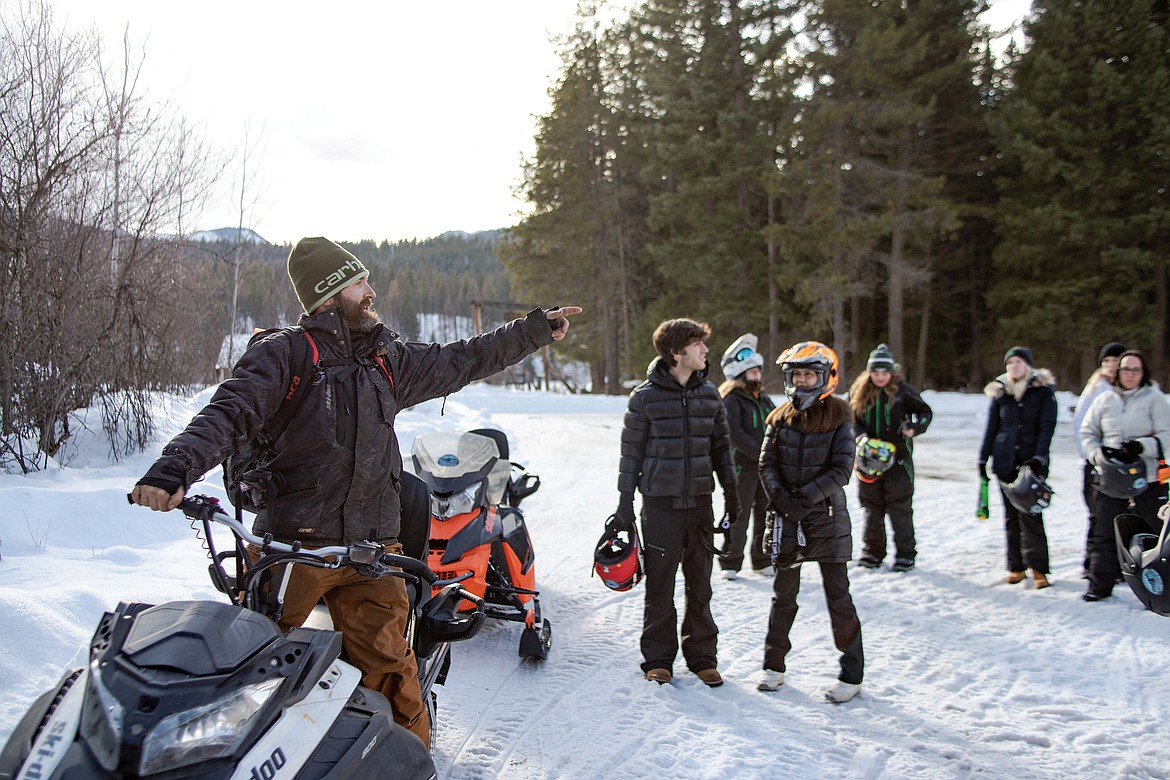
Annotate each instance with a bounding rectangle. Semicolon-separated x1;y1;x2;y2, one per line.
976;477;990;520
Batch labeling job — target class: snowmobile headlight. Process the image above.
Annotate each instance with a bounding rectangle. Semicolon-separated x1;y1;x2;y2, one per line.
138;676;283;775
431;484;480;520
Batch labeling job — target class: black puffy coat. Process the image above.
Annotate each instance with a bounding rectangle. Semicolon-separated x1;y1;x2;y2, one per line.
978;369;1058;482
758;396;855;563
618;357;736;505
140;307;555;546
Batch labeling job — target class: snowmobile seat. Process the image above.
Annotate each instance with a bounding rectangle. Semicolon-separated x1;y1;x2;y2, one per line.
399;471;431;562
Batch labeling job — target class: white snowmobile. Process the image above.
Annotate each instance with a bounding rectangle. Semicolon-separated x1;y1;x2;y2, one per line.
0;474;483;780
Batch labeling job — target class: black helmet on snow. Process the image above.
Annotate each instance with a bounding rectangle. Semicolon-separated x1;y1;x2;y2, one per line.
593;515;643;592
1094;456;1147;499
1000;464;1054;515
1115;511;1170;617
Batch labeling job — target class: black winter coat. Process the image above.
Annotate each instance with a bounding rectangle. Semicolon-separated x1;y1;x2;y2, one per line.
759;396;855;563
724;386;776;470
978;369;1058;482
851;382;932;464
618;358;736;506
140;307;555;546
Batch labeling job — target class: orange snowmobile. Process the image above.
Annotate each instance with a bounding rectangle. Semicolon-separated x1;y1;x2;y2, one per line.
410;428;552;660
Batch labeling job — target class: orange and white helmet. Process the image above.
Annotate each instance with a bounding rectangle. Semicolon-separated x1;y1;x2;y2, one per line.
776;341;839;411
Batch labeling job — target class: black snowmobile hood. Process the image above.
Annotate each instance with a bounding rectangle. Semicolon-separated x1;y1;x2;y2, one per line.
122;600;280;676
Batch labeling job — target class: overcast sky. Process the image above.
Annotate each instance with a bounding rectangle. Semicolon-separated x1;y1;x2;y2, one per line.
52;0;1030;246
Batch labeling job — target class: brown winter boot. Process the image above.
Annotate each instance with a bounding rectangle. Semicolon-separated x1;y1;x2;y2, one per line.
1003;571;1027;584
1031;569;1051;589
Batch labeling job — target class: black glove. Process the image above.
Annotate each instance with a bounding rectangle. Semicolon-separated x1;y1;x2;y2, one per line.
1121;440;1143;460
796;485;822;509
1022;455;1048;477
769;490;794;517
978;461;989;481
615;492;636;527
1103;445;1138;464
722;493;741;529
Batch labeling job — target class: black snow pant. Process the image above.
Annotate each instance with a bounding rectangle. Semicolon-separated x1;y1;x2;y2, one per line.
858;463;915;564
763;561;863;685
719;465;771;572
639;502;718;674
1000;485;1050;574
1087;483;1165;597
1081;461;1096;572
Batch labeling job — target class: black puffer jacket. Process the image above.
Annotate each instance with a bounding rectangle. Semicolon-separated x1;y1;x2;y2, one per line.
140;307;555;545
758;396;855;563
618;358;736;505
724;386;776;470
978;369;1057;482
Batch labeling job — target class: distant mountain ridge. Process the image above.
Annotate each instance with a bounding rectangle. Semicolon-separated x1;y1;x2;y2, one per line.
189;227;269;244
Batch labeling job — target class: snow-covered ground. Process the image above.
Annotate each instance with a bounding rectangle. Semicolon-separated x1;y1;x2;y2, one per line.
2;383;1168;779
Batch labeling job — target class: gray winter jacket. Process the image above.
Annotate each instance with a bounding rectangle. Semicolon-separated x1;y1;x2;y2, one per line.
140;306;555;546
1079;383;1170;482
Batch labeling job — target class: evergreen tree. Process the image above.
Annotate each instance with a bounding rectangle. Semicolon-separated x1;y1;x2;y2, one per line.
991;0;1170;383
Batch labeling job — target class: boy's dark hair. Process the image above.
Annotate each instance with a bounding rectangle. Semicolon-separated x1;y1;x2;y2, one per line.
652;318;711;367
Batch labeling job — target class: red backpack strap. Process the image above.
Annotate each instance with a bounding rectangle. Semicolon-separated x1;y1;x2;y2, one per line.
374;354;396;397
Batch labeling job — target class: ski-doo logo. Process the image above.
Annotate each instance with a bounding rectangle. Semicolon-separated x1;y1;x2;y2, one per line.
18;720;69;780
438;453;460;467
248;748;287;780
1142;568;1164;595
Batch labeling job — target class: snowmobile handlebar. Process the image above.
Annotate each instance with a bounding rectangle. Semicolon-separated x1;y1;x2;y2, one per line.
129;492;444;586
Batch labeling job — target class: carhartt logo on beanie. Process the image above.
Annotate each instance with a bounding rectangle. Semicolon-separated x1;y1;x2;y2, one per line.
866;343;895;372
1004;345;1034;367
287;237;369;314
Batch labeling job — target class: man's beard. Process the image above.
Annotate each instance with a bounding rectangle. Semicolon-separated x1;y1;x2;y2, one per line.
336;294;382;334
745;378;763;394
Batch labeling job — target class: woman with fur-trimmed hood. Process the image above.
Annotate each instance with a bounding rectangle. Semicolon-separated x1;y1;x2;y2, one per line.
848;344;933;572
977;346;1058;589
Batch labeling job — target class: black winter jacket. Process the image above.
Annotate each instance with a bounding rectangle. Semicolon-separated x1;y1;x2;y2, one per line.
618;358;736;507
140;307;555;545
759;396;855;563
978;369;1058;482
724;386;776;470
851;383;932;464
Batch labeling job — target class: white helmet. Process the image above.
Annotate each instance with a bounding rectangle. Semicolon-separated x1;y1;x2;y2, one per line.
721;333;764;380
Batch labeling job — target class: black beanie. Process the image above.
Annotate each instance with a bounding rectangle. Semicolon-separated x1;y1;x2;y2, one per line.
866;343;895;372
1004;345;1034;367
1098;342;1126;364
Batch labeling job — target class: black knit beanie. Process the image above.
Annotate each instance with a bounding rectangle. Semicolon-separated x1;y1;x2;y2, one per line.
1004;345;1034;367
1098;342;1126;364
287;237;369;314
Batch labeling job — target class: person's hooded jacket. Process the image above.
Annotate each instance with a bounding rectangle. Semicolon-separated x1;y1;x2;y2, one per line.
722;382;776;470
139;306;556;546
978;368;1058;482
618;357;736;507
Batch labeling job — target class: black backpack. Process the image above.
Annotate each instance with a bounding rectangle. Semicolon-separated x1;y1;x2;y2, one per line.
222;327;320;514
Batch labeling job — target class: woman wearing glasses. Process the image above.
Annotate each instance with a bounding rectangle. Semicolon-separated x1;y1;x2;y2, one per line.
1078;349;1170;602
977;346;1058;589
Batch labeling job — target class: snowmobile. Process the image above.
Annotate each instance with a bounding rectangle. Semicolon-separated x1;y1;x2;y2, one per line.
410;428;552;660
0;474;484;780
